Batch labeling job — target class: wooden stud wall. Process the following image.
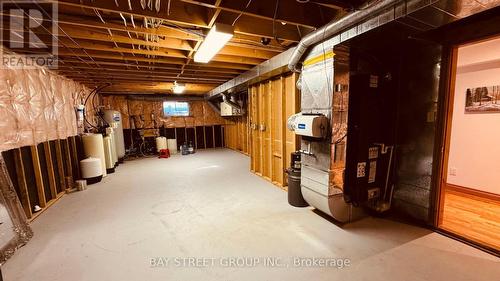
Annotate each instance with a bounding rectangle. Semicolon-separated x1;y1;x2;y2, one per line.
224;114;250;155
249;73;300;189
158;125;224;150
1;136;80;221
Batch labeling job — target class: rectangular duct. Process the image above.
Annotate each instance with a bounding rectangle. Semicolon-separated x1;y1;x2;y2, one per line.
205;0;499;100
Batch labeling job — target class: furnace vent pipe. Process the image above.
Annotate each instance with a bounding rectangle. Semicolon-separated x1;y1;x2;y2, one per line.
288;0;400;72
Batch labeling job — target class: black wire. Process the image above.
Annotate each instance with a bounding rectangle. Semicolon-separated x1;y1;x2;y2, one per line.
83;84;110;131
272;0;284;47
83;87;99;131
92;86;110;128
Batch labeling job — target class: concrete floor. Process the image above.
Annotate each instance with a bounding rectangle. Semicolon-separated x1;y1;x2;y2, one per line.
3;149;499;281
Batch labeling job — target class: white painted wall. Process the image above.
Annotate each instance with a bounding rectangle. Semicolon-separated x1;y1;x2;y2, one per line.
447;40;500;195
457;37;500;67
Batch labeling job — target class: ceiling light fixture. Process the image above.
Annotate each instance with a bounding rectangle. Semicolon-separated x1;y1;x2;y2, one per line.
194;23;234;63
172;82;186;94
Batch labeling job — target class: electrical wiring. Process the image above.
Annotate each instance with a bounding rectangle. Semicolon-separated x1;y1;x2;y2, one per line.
92;88;109;128
93;84;111;128
83;86;99;131
232;0;253;26
83;84;110;131
272;0;285;47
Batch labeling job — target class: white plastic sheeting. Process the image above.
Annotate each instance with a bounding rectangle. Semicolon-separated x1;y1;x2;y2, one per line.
0;65;90;152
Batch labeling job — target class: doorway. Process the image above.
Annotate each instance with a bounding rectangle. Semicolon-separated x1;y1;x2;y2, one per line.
437;36;500;253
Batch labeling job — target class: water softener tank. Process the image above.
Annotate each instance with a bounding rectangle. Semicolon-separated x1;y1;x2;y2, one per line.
80;157;103;184
82;134;107;177
167;139;178;154
103;110;125;161
106;127;118;166
156;137;167;152
103;136;115;173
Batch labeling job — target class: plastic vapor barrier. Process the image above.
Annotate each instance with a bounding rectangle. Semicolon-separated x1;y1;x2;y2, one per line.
0;64;91;152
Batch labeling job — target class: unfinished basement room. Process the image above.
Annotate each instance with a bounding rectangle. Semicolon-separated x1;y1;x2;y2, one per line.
0;0;499;280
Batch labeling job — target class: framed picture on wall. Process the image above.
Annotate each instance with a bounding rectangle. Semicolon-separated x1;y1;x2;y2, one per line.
465;86;500;113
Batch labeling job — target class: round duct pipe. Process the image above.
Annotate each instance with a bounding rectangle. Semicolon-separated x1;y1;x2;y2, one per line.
288;0;400;73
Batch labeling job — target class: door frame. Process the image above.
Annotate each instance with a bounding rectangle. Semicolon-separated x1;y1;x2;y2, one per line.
433;46;458;228
432;36;500;256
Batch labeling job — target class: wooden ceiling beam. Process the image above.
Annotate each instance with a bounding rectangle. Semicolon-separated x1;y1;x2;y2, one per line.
207;0;223;27
62;74;221;85
180;0;342;29
54;0;210;28
0;11;202;41
60;72;229;83
80;82;216;94
57;59;244;75
56;66;236;79
58;39;187;58
58;26;194;51
2;10;285;53
55;0;304;42
0;21;194;51
3;25;275;62
63;71;226;80
216;12;301;42
56;44;265;65
56;50;254;70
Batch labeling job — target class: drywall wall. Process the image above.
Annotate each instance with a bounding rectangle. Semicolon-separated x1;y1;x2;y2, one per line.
447;41;500;195
101;96;226;129
0;65;90;152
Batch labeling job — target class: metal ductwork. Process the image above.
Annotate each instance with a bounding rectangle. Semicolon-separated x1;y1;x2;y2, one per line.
205;0;500;97
206;48;295;99
207;99;221;115
222;94;243;112
289;0;500;72
289;0;400;72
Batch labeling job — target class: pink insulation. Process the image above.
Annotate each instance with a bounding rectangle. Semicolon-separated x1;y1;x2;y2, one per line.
102;97;227;129
0;66;90;152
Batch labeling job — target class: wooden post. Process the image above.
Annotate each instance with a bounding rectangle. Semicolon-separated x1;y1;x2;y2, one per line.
43;142;58;199
281;76;288;187
13;148;32;218
70;136;80;179
194;126;198;149
203;126;207;148
212;126;216;149
30;146;47;208
55;140;67;193
62;139;73;191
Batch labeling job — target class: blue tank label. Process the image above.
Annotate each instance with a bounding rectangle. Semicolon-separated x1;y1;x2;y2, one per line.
298;124;306;129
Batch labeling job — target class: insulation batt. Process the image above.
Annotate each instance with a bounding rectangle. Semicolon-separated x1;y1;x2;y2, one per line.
0;63;91;152
101;97;227;129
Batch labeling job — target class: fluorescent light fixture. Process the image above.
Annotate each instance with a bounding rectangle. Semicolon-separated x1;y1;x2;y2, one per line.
194;23;234;63
172;82;186;94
